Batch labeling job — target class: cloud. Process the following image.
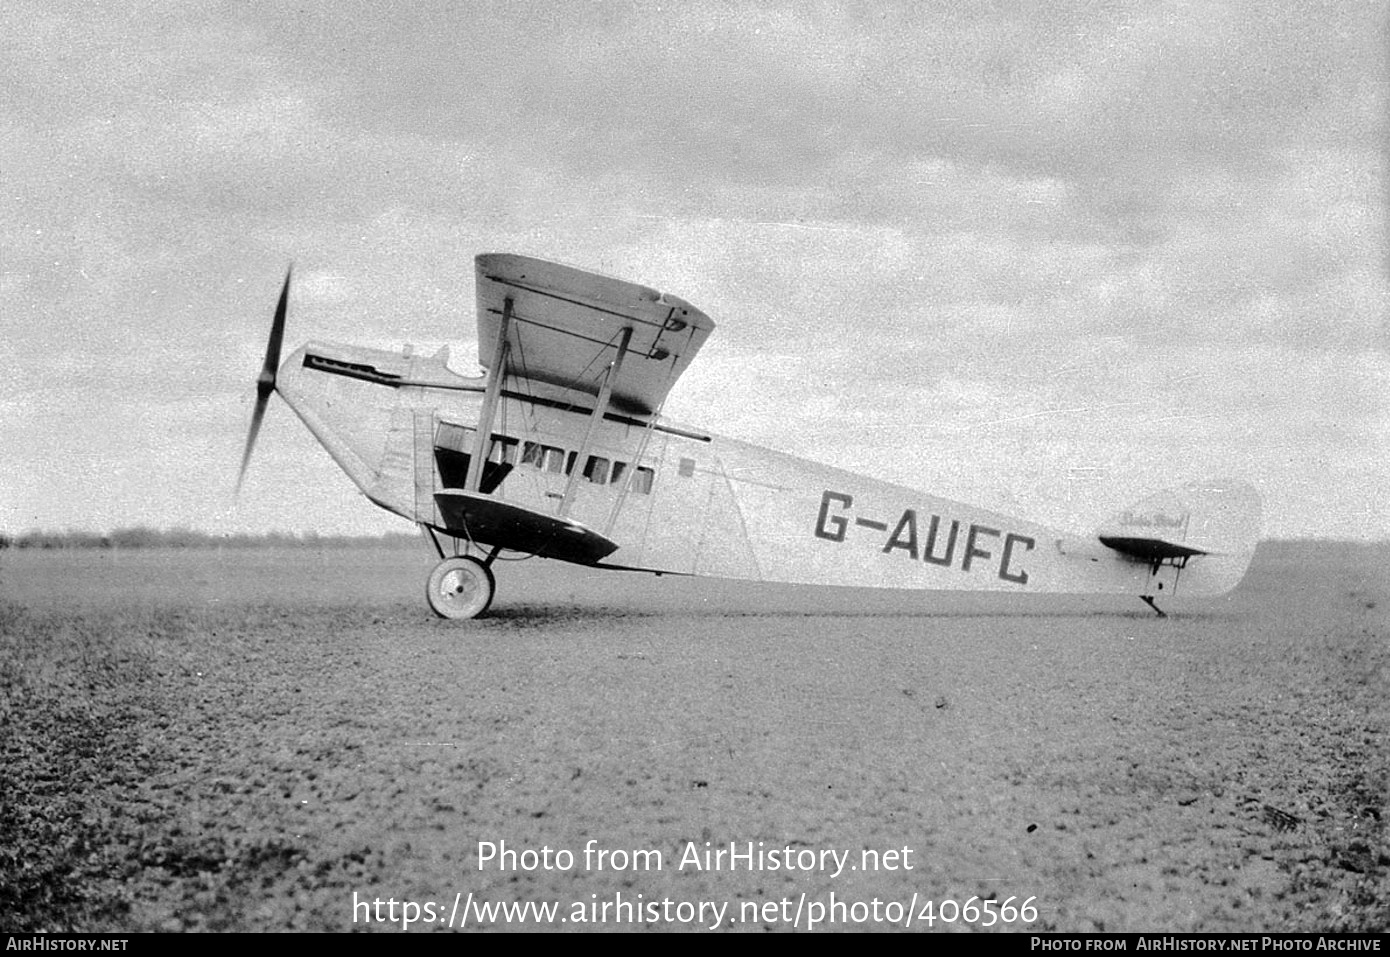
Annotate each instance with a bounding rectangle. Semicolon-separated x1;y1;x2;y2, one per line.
0;1;1385;538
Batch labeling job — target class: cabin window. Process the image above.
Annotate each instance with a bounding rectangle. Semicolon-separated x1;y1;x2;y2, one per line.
434;424;517;493
678;457;696;478
521;441;568;473
593;459;654;494
488;436;518;464
584;456;610;484
436;422;473;453
508;440;654;494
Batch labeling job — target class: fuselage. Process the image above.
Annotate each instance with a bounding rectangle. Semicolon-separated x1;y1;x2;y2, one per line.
273;338;1252;598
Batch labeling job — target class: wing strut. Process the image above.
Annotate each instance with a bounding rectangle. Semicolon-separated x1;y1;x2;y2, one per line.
559;325;633;518
602;342;678;537
465;296;512;493
603;404;660;537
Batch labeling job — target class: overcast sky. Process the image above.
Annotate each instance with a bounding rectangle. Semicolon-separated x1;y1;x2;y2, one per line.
3;1;1386;540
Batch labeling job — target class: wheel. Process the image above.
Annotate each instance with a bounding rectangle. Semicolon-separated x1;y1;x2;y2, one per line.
426;556;495;620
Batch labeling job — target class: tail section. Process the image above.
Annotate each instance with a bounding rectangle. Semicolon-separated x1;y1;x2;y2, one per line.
1096;479;1262;598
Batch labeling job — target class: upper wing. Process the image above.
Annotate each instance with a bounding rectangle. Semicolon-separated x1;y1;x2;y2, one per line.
474;253;715;416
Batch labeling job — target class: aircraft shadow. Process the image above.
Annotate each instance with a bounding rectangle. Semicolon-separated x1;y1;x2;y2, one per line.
479;603;1241;624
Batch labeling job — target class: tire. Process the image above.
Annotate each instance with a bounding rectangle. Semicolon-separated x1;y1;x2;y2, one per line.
426;556;495;620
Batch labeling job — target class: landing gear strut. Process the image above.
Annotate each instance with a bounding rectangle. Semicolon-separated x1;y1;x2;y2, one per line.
1138;555;1185;618
422;526;502;620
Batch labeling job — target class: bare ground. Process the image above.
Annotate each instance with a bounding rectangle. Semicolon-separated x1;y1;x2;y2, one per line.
0;541;1385;932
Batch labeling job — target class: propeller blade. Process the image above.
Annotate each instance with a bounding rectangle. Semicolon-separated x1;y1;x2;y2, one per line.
234;392;268;495
259;266;292;400
235;267;292;496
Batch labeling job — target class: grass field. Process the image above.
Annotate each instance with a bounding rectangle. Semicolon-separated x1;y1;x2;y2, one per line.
1;541;1386;932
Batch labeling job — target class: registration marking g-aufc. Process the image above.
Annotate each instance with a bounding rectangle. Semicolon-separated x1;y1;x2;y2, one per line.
814;489;1036;585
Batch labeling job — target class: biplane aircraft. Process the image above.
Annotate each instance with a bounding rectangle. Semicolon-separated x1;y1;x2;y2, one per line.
236;253;1261;619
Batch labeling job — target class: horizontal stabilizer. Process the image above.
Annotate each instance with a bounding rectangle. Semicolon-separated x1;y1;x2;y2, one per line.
434;490;619;565
1098;536;1208;562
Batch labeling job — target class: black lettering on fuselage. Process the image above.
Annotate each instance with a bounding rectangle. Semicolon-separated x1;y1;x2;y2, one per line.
883;510;919;559
923;514;959;567
1000;532;1035;584
962;524;1000;573
815;490;853;542
812;491;1032;586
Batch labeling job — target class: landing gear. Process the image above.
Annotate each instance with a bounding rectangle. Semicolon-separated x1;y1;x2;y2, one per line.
426;556;496;620
1139;558;1182;618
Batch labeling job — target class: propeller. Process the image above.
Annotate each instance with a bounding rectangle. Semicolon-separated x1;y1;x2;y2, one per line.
235;266;291;495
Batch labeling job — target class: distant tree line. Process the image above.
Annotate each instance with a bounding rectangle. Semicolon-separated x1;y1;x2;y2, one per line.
0;527;421;550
